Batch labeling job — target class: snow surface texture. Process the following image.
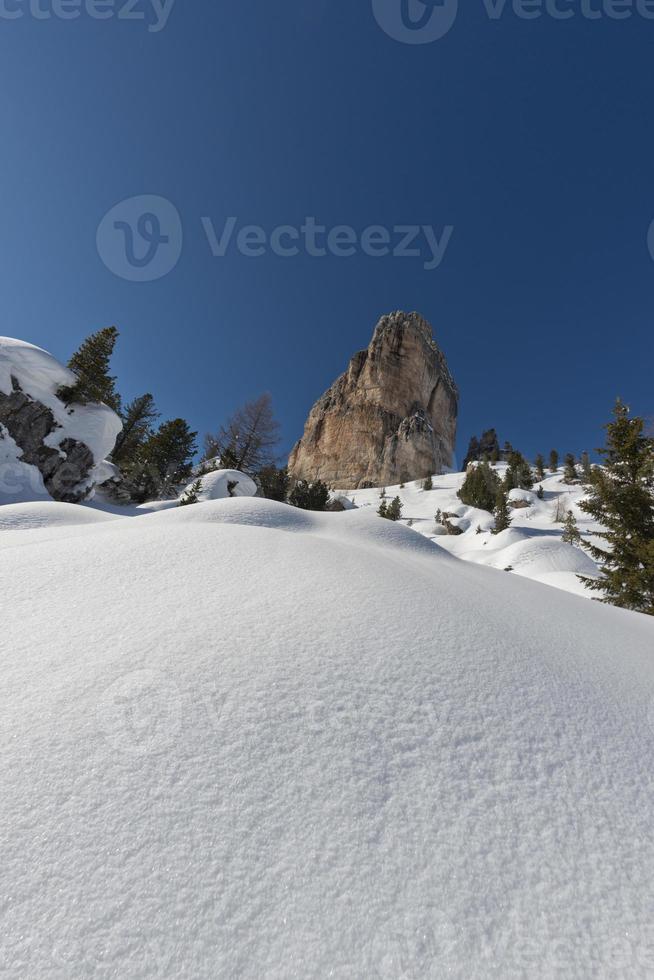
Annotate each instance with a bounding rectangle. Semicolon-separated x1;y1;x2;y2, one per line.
340;465;603;598
1;496;654;977
0;337;122;503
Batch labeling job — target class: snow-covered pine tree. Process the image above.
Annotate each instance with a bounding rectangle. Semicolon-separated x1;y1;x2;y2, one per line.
534;454;546;481
549;449;559;473
578;400;654;615
423;476;433;491
58;326;121;411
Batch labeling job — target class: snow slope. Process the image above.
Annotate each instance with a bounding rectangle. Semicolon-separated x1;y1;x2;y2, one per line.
0;337;122;503
341;465;603;598
1;497;654;977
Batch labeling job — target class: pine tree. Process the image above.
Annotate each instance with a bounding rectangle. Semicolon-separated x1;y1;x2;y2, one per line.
179;478;203;507
111;393;159;471
458;462;501;512
534;454;545;481
562;510;581;545
423;475;433;491
580;451;593;484
288;480;329;512
133;419;198;501
536;484;545;500
380;496;403;522
549;449;559;473
58;326;121;411
562;453;578;484
493;490;512;534
503;451;534;492
257;465;289;502
578;400;654;614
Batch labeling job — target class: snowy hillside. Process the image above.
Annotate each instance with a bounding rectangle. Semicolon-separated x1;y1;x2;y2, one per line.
1;496;654;977
341;465;602;598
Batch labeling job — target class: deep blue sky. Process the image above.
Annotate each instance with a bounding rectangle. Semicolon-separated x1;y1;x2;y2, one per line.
1;0;653;466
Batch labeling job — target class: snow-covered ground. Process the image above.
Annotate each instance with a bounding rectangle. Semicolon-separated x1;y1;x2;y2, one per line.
340;465;602;598
1;494;654;977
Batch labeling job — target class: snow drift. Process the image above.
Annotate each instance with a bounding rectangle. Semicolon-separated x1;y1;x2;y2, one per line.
1;497;653;977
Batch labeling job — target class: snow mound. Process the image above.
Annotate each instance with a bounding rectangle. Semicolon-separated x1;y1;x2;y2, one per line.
0;337;122;503
181;468;257;502
1;496;654;976
0;500;119;532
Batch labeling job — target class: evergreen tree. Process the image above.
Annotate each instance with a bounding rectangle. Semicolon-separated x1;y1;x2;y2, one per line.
133;419;198;501
111;393;159;471
423;475;433;491
578;400;654;614
257;465;289;502
493;490;512;534
435;508;443;525
580;451;593;484
562;453;578;484
179;478;203;507
490;446;500;464
457;462;501;512
549;449;559;473
503;451;534;492
536;484;545;500
288;480;329;512
58;326;121;411
562;510;581;545
379;496;403;521
534;454;546;481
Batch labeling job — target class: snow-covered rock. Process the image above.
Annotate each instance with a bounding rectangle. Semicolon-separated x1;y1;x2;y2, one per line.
1;497;653;976
181;468;257;502
0;337;122;503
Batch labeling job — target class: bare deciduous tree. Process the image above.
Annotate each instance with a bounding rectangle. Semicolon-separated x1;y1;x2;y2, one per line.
204;394;280;475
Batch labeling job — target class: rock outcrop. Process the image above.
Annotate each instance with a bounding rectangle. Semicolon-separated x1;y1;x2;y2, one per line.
0;337;122;504
288;312;458;489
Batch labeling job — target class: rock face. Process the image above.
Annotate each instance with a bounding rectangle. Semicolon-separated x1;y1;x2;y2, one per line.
0;337;122;504
0;379;95;502
288;311;458;489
